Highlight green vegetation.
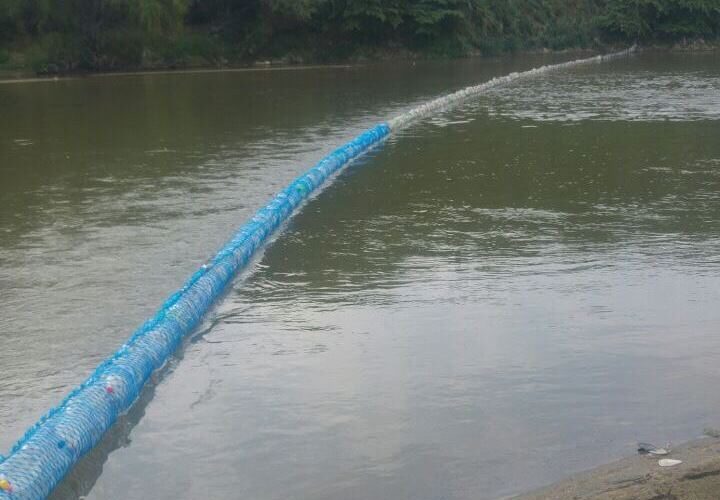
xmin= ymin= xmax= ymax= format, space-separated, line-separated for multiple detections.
xmin=0 ymin=0 xmax=718 ymax=73
xmin=599 ymin=0 xmax=720 ymax=40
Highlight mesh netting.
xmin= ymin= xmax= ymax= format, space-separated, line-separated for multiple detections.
xmin=0 ymin=124 xmax=391 ymax=499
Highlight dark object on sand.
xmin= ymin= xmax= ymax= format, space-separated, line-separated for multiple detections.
xmin=638 ymin=442 xmax=669 ymax=456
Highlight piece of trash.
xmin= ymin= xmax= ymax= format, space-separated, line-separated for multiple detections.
xmin=0 ymin=477 xmax=12 ymax=493
xmin=638 ymin=442 xmax=670 ymax=456
xmin=658 ymin=459 xmax=682 ymax=467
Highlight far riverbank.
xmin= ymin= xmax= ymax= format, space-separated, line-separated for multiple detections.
xmin=1 ymin=42 xmax=716 ymax=85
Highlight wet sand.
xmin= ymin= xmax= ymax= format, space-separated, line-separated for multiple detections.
xmin=513 ymin=437 xmax=720 ymax=499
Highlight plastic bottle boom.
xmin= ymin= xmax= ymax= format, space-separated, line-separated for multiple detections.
xmin=0 ymin=47 xmax=635 ymax=499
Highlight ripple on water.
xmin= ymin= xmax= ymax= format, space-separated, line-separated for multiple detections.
xmin=478 ymin=57 xmax=720 ymax=123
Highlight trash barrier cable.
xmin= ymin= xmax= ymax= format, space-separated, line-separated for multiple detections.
xmin=0 ymin=47 xmax=635 ymax=500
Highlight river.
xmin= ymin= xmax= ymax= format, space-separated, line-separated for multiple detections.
xmin=1 ymin=52 xmax=719 ymax=499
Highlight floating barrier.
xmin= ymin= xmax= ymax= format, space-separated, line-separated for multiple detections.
xmin=0 ymin=47 xmax=635 ymax=499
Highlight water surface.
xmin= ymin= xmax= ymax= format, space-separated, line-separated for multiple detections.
xmin=1 ymin=52 xmax=719 ymax=499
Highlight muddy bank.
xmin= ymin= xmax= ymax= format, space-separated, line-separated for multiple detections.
xmin=668 ymin=38 xmax=720 ymax=52
xmin=0 ymin=46 xmax=599 ymax=81
xmin=0 ymin=63 xmax=353 ymax=85
xmin=1 ymin=41 xmax=715 ymax=82
xmin=513 ymin=437 xmax=720 ymax=499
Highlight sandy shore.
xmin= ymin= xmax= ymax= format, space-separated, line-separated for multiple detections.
xmin=513 ymin=437 xmax=720 ymax=499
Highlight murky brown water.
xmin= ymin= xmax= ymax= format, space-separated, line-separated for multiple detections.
xmin=1 ymin=52 xmax=719 ymax=499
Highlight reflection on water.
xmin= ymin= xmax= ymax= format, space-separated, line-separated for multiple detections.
xmin=1 ymin=53 xmax=719 ymax=500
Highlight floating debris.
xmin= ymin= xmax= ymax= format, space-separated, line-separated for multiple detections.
xmin=658 ymin=459 xmax=682 ymax=467
xmin=145 ymin=147 xmax=175 ymax=154
xmin=0 ymin=477 xmax=12 ymax=493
